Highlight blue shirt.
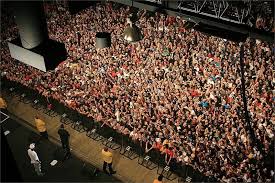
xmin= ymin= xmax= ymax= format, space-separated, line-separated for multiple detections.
xmin=200 ymin=101 xmax=209 ymax=107
xmin=223 ymin=104 xmax=230 ymax=109
xmin=210 ymin=76 xmax=217 ymax=81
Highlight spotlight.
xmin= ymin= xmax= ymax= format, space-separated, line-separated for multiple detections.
xmin=123 ymin=18 xmax=143 ymax=43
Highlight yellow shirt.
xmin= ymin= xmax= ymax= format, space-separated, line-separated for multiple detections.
xmin=101 ymin=149 xmax=112 ymax=163
xmin=0 ymin=97 xmax=7 ymax=109
xmin=248 ymin=153 xmax=253 ymax=159
xmin=162 ymin=139 xmax=170 ymax=146
xmin=153 ymin=179 xmax=162 ymax=183
xmin=35 ymin=118 xmax=46 ymax=132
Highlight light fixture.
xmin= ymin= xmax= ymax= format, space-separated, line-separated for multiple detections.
xmin=123 ymin=18 xmax=143 ymax=42
xmin=96 ymin=32 xmax=111 ymax=48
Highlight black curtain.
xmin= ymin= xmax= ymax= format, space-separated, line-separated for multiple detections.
xmin=1 ymin=128 xmax=23 ymax=182
xmin=68 ymin=0 xmax=98 ymax=15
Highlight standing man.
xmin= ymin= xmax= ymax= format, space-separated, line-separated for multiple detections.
xmin=58 ymin=124 xmax=71 ymax=160
xmin=0 ymin=96 xmax=7 ymax=112
xmin=101 ymin=147 xmax=116 ymax=175
xmin=27 ymin=143 xmax=44 ymax=176
xmin=34 ymin=115 xmax=48 ymax=140
xmin=76 ymin=31 xmax=81 ymax=46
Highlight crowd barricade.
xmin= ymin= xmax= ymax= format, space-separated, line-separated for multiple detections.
xmin=100 ymin=125 xmax=121 ymax=150
xmin=138 ymin=147 xmax=159 ymax=170
xmin=119 ymin=135 xmax=139 ymax=160
xmin=1 ymin=77 xmax=211 ymax=181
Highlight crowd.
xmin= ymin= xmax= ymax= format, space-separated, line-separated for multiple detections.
xmin=1 ymin=2 xmax=274 ymax=182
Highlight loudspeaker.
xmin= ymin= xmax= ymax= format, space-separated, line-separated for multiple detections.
xmin=96 ymin=32 xmax=111 ymax=48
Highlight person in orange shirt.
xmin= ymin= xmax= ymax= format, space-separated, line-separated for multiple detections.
xmin=35 ymin=115 xmax=48 ymax=140
xmin=153 ymin=174 xmax=163 ymax=183
xmin=101 ymin=147 xmax=116 ymax=175
xmin=0 ymin=96 xmax=7 ymax=110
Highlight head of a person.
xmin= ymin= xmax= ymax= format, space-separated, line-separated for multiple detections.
xmin=158 ymin=174 xmax=163 ymax=181
xmin=60 ymin=124 xmax=64 ymax=129
xmin=29 ymin=143 xmax=35 ymax=150
xmin=35 ymin=115 xmax=39 ymax=119
xmin=104 ymin=147 xmax=108 ymax=152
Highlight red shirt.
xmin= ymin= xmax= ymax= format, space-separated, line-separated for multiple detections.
xmin=24 ymin=75 xmax=31 ymax=81
xmin=179 ymin=27 xmax=185 ymax=33
xmin=191 ymin=90 xmax=200 ymax=97
xmin=154 ymin=142 xmax=163 ymax=151
xmin=226 ymin=97 xmax=233 ymax=103
xmin=214 ymin=57 xmax=220 ymax=62
xmin=122 ymin=65 xmax=128 ymax=70
xmin=256 ymin=102 xmax=262 ymax=108
xmin=135 ymin=57 xmax=141 ymax=65
xmin=166 ymin=149 xmax=174 ymax=158
xmin=47 ymin=103 xmax=53 ymax=110
xmin=208 ymin=53 xmax=213 ymax=58
xmin=74 ymin=83 xmax=80 ymax=89
xmin=111 ymin=71 xmax=117 ymax=78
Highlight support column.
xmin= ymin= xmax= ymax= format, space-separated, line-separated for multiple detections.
xmin=239 ymin=42 xmax=258 ymax=150
xmin=12 ymin=1 xmax=48 ymax=49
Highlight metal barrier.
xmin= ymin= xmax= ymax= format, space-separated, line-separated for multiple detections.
xmin=60 ymin=113 xmax=73 ymax=125
xmin=100 ymin=126 xmax=121 ymax=150
xmin=157 ymin=156 xmax=178 ymax=181
xmin=119 ymin=145 xmax=139 ymax=160
xmin=19 ymin=93 xmax=31 ymax=104
xmin=119 ymin=135 xmax=139 ymax=160
xmin=71 ymin=120 xmax=86 ymax=133
xmin=32 ymin=99 xmax=44 ymax=111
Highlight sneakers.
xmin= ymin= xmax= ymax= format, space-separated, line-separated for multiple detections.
xmin=38 ymin=172 xmax=45 ymax=176
xmin=103 ymin=170 xmax=110 ymax=175
xmin=104 ymin=170 xmax=116 ymax=175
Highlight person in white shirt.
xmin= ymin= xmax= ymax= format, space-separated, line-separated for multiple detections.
xmin=27 ymin=143 xmax=44 ymax=176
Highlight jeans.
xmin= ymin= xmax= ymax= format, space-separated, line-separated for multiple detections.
xmin=61 ymin=140 xmax=71 ymax=159
xmin=32 ymin=162 xmax=43 ymax=175
xmin=103 ymin=161 xmax=114 ymax=173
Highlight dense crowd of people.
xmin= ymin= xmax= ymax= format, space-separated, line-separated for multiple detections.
xmin=1 ymin=2 xmax=274 ymax=182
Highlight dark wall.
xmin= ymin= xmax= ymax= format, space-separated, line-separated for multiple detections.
xmin=68 ymin=0 xmax=98 ymax=15
xmin=1 ymin=128 xmax=22 ymax=182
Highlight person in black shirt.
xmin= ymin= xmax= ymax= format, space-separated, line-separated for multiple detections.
xmin=58 ymin=124 xmax=71 ymax=160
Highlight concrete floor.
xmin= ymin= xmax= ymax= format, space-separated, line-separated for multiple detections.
xmin=2 ymin=89 xmax=180 ymax=183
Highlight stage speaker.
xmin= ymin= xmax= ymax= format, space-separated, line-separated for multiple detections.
xmin=96 ymin=32 xmax=111 ymax=48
